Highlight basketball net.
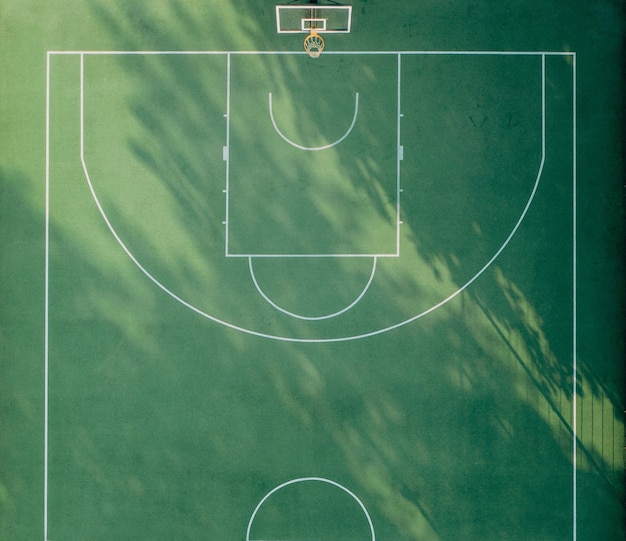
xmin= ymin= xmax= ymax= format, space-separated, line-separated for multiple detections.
xmin=304 ymin=29 xmax=324 ymax=59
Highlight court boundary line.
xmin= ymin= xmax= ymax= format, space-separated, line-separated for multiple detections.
xmin=572 ymin=53 xmax=578 ymax=540
xmin=44 ymin=51 xmax=51 ymax=541
xmin=48 ymin=50 xmax=575 ymax=56
xmin=44 ymin=50 xmax=577 ymax=541
xmin=248 ymin=256 xmax=377 ymax=320
xmin=268 ymin=92 xmax=360 ymax=151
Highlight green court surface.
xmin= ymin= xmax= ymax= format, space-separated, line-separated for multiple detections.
xmin=1 ymin=1 xmax=624 ymax=540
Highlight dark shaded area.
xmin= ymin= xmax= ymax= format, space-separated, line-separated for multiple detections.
xmin=0 ymin=171 xmax=45 ymax=541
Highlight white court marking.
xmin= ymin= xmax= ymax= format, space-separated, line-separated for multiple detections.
xmin=248 ymin=256 xmax=377 ymax=320
xmin=246 ymin=477 xmax=375 ymax=541
xmin=76 ymin=51 xmax=546 ymax=342
xmin=268 ymin=92 xmax=360 ymax=151
xmin=226 ymin=54 xmax=400 ymax=258
xmin=45 ymin=49 xmax=577 ymax=541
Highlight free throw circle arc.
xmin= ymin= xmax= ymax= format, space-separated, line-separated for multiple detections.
xmin=245 ymin=477 xmax=376 ymax=541
xmin=248 ymin=256 xmax=377 ymax=320
xmin=268 ymin=92 xmax=359 ymax=151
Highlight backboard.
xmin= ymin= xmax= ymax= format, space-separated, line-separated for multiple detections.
xmin=276 ymin=4 xmax=352 ymax=33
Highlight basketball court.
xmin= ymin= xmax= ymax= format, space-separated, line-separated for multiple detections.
xmin=37 ymin=2 xmax=623 ymax=540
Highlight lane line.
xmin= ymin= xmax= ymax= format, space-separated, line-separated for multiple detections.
xmin=225 ymin=53 xmax=231 ymax=256
xmin=396 ymin=53 xmax=402 ymax=255
xmin=227 ymin=253 xmax=397 ymax=258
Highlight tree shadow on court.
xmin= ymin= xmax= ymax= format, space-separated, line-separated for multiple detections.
xmin=0 ymin=169 xmax=48 ymax=541
xmin=40 ymin=1 xmax=623 ymax=539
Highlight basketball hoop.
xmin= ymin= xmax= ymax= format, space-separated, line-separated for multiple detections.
xmin=276 ymin=3 xmax=351 ymax=57
xmin=304 ymin=30 xmax=324 ymax=58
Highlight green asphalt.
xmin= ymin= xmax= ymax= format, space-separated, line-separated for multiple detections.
xmin=1 ymin=1 xmax=623 ymax=540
